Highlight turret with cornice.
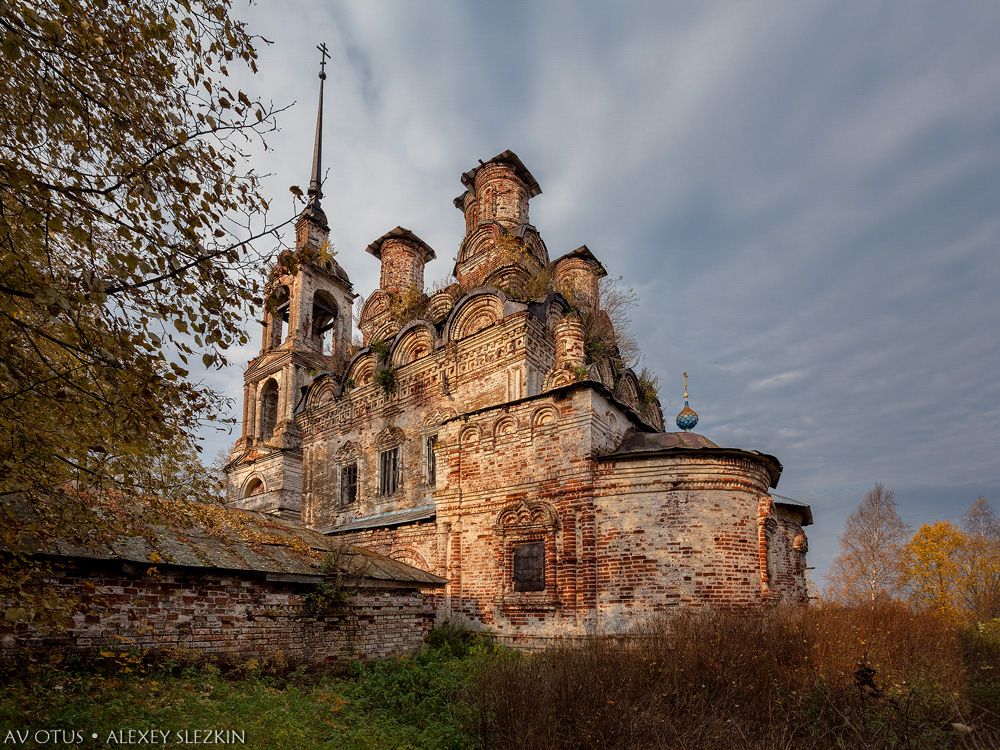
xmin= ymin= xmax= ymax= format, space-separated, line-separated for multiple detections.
xmin=453 ymin=150 xmax=549 ymax=290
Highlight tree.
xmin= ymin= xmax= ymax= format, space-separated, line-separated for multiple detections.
xmin=0 ymin=1 xmax=295 ymax=625
xmin=897 ymin=499 xmax=1000 ymax=623
xmin=827 ymin=483 xmax=910 ymax=604
xmin=0 ymin=0 xmax=290 ymax=503
xmin=897 ymin=521 xmax=967 ymax=622
xmin=961 ymin=498 xmax=1000 ymax=620
xmin=964 ymin=496 xmax=1000 ymax=540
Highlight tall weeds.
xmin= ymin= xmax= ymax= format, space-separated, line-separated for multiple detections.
xmin=462 ymin=605 xmax=999 ymax=750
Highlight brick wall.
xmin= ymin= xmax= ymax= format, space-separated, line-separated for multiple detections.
xmin=1 ymin=559 xmax=435 ymax=664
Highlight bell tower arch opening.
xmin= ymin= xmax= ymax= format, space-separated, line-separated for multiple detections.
xmin=311 ymin=289 xmax=340 ymax=356
xmin=258 ymin=379 xmax=280 ymax=441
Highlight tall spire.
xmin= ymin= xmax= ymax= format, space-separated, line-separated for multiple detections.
xmin=307 ymin=42 xmax=330 ymax=211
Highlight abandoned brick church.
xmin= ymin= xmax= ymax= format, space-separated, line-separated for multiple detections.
xmin=225 ymin=70 xmax=812 ymax=645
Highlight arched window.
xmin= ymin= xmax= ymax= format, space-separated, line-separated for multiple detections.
xmin=311 ymin=290 xmax=338 ymax=355
xmin=243 ymin=478 xmax=265 ymax=498
xmin=259 ymin=379 xmax=279 ymax=441
xmin=496 ymin=501 xmax=559 ymax=605
xmin=266 ymin=285 xmax=290 ymax=350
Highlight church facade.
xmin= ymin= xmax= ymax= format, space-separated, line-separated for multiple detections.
xmin=224 ymin=72 xmax=811 ymax=642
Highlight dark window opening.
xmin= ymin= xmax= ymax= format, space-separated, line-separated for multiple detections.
xmin=311 ymin=290 xmax=339 ymax=355
xmin=259 ymin=380 xmax=279 ymax=441
xmin=340 ymin=462 xmax=358 ymax=506
xmin=513 ymin=541 xmax=545 ymax=592
xmin=267 ymin=285 xmax=290 ymax=350
xmin=244 ymin=478 xmax=264 ymax=498
xmin=425 ymin=434 xmax=437 ymax=486
xmin=378 ymin=447 xmax=400 ymax=496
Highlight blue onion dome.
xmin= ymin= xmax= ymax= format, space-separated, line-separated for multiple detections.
xmin=675 ymin=370 xmax=699 ymax=431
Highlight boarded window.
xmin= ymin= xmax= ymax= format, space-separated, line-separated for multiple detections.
xmin=340 ymin=462 xmax=357 ymax=506
xmin=513 ymin=541 xmax=545 ymax=592
xmin=378 ymin=447 xmax=400 ymax=496
xmin=425 ymin=434 xmax=437 ymax=486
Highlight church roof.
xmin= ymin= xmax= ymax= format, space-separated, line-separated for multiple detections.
xmin=601 ymin=431 xmax=784 ymax=489
xmin=6 ymin=495 xmax=445 ymax=587
xmin=460 ymin=149 xmax=542 ymax=198
xmin=612 ymin=431 xmax=720 ymax=452
xmin=772 ymin=492 xmax=814 ymax=526
xmin=365 ymin=226 xmax=436 ymax=261
xmin=319 ymin=503 xmax=436 ymax=535
xmin=552 ymin=245 xmax=608 ymax=277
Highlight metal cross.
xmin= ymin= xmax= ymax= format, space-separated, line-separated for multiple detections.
xmin=317 ymin=42 xmax=331 ymax=78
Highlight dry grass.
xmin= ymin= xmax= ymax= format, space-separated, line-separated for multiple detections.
xmin=462 ymin=604 xmax=1000 ymax=750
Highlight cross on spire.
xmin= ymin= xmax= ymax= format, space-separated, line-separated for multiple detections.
xmin=307 ymin=43 xmax=331 ymax=210
xmin=317 ymin=42 xmax=330 ymax=79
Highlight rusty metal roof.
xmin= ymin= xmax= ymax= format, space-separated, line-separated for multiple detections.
xmin=11 ymin=497 xmax=444 ymax=587
xmin=610 ymin=431 xmax=720 ymax=453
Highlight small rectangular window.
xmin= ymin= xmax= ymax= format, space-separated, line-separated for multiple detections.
xmin=340 ymin=462 xmax=357 ymax=506
xmin=378 ymin=447 xmax=400 ymax=496
xmin=425 ymin=434 xmax=437 ymax=486
xmin=513 ymin=541 xmax=545 ymax=592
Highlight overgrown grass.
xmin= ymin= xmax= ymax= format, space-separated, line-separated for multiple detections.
xmin=465 ymin=605 xmax=1000 ymax=750
xmin=1 ymin=609 xmax=997 ymax=750
xmin=0 ymin=626 xmax=495 ymax=750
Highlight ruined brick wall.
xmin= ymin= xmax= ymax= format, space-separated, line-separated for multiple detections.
xmin=328 ymin=522 xmax=440 ymax=580
xmin=300 ymin=304 xmax=558 ymax=533
xmin=0 ymin=560 xmax=434 ymax=664
xmin=593 ymin=454 xmax=775 ymax=632
xmin=770 ymin=510 xmax=810 ymax=604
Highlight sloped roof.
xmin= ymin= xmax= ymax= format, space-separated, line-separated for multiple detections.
xmin=7 ymin=495 xmax=444 ymax=587
xmin=552 ymin=245 xmax=608 ymax=277
xmin=320 ymin=504 xmax=436 ymax=535
xmin=365 ymin=226 xmax=436 ymax=262
xmin=771 ymin=492 xmax=814 ymax=526
xmin=460 ymin=149 xmax=542 ymax=197
xmin=600 ymin=430 xmax=784 ymax=489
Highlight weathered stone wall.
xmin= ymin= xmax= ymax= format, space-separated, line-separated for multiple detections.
xmin=1 ymin=560 xmax=434 ymax=664
xmin=771 ymin=510 xmax=810 ymax=604
xmin=592 ymin=454 xmax=775 ymax=632
xmin=300 ymin=302 xmax=559 ymax=532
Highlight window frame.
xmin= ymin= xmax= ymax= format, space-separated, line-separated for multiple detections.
xmin=425 ymin=434 xmax=437 ymax=487
xmin=512 ymin=540 xmax=546 ymax=592
xmin=340 ymin=461 xmax=358 ymax=506
xmin=378 ymin=446 xmax=401 ymax=496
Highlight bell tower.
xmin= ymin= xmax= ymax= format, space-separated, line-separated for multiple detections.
xmin=226 ymin=43 xmax=353 ymax=518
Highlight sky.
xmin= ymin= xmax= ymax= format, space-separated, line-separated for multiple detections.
xmin=196 ymin=1 xmax=1000 ymax=586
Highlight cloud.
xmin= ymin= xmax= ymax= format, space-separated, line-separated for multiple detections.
xmin=749 ymin=369 xmax=809 ymax=392
xmin=196 ymin=0 xmax=1000 ymax=587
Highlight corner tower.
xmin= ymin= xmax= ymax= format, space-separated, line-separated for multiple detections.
xmin=226 ymin=44 xmax=354 ymax=517
xmin=453 ymin=150 xmax=548 ymax=290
